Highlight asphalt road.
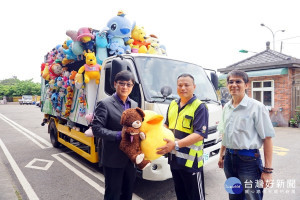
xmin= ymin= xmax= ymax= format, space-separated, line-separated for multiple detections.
xmin=0 ymin=103 xmax=299 ymax=200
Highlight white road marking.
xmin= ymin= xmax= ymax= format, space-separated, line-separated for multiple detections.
xmin=60 ymin=153 xmax=105 ymax=182
xmin=0 ymin=139 xmax=39 ymax=200
xmin=52 ymin=153 xmax=105 ymax=194
xmin=57 ymin=153 xmax=143 ymax=200
xmin=0 ymin=113 xmax=52 ymax=149
xmin=25 ymin=158 xmax=54 ymax=171
xmin=0 ymin=114 xmax=143 ymax=199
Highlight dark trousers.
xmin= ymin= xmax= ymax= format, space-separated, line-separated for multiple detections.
xmin=224 ymin=149 xmax=263 ymax=200
xmin=103 ymin=160 xmax=136 ymax=200
xmin=171 ymin=169 xmax=205 ymax=200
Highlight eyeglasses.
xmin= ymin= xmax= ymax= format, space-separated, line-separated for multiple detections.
xmin=117 ymin=82 xmax=134 ymax=88
xmin=227 ymin=80 xmax=244 ymax=85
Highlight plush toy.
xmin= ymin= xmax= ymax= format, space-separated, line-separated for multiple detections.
xmin=78 ymin=88 xmax=86 ymax=117
xmin=77 ymin=27 xmax=95 ymax=53
xmin=42 ymin=63 xmax=50 ymax=80
xmin=48 ymin=79 xmax=55 ymax=89
xmin=63 ymin=86 xmax=73 ymax=117
xmin=146 ymin=34 xmax=163 ymax=55
xmin=95 ymin=30 xmax=108 ymax=64
xmin=41 ymin=63 xmax=46 ymax=76
xmin=63 ymin=40 xmax=77 ymax=63
xmin=75 ymin=72 xmax=83 ymax=89
xmin=66 ymin=30 xmax=84 ymax=60
xmin=130 ymin=25 xmax=151 ymax=53
xmin=46 ymin=50 xmax=56 ymax=65
xmin=140 ymin=110 xmax=175 ymax=161
xmin=58 ymin=87 xmax=66 ymax=98
xmin=77 ymin=52 xmax=102 ymax=84
xmin=106 ymin=11 xmax=135 ymax=55
xmin=55 ymin=44 xmax=65 ymax=61
xmin=120 ymin=108 xmax=151 ymax=170
xmin=55 ymin=77 xmax=64 ymax=87
xmin=49 ymin=61 xmax=63 ymax=80
xmin=69 ymin=70 xmax=77 ymax=87
xmin=51 ymin=92 xmax=62 ymax=113
xmin=62 ymin=70 xmax=70 ymax=88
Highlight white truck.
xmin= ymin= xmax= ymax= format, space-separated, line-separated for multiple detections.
xmin=41 ymin=54 xmax=222 ymax=181
xmin=19 ymin=95 xmax=33 ymax=105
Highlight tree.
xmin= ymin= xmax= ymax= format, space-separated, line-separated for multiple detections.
xmin=0 ymin=77 xmax=41 ymax=99
xmin=218 ymin=79 xmax=227 ymax=89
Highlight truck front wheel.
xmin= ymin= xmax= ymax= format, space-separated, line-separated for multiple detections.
xmin=49 ymin=120 xmax=60 ymax=148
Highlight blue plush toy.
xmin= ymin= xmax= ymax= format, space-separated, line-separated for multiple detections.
xmin=63 ymin=41 xmax=77 ymax=60
xmin=106 ymin=11 xmax=135 ymax=56
xmin=95 ymin=30 xmax=108 ymax=64
xmin=51 ymin=93 xmax=58 ymax=111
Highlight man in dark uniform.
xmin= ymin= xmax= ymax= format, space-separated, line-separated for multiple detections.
xmin=157 ymin=73 xmax=208 ymax=200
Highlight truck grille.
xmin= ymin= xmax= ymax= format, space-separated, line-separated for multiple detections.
xmin=204 ymin=125 xmax=218 ymax=148
xmin=207 ymin=125 xmax=217 ymax=135
xmin=204 ymin=140 xmax=216 ymax=148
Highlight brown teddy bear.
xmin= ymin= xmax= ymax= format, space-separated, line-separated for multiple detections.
xmin=120 ymin=107 xmax=151 ymax=170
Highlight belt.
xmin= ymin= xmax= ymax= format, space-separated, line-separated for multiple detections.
xmin=227 ymin=148 xmax=259 ymax=157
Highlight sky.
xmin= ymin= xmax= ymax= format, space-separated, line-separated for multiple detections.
xmin=1 ymin=0 xmax=300 ymax=83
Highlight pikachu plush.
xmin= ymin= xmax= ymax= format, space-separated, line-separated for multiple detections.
xmin=140 ymin=110 xmax=175 ymax=161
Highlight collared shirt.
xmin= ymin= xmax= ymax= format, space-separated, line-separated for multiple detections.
xmin=217 ymin=94 xmax=275 ymax=149
xmin=113 ymin=93 xmax=131 ymax=110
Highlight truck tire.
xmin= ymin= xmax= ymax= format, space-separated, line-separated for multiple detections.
xmin=49 ymin=120 xmax=60 ymax=148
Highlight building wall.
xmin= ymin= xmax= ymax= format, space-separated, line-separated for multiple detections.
xmin=246 ymin=71 xmax=293 ymax=127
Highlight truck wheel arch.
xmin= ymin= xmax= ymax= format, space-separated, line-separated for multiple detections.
xmin=49 ymin=119 xmax=60 ymax=148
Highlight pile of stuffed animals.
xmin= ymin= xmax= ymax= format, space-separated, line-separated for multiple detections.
xmin=40 ymin=11 xmax=170 ymax=168
xmin=40 ymin=10 xmax=166 ymax=119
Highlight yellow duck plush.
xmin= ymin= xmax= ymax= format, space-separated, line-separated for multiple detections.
xmin=140 ymin=110 xmax=175 ymax=161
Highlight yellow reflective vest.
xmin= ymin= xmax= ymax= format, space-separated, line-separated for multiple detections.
xmin=168 ymin=99 xmax=204 ymax=169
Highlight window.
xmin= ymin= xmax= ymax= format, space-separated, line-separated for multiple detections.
xmin=252 ymin=80 xmax=274 ymax=108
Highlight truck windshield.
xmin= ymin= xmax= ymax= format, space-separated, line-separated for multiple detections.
xmin=134 ymin=57 xmax=218 ymax=103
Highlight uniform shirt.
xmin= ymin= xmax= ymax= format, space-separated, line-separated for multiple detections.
xmin=165 ymin=95 xmax=208 ymax=139
xmin=217 ymin=94 xmax=275 ymax=149
xmin=165 ymin=95 xmax=209 ymax=172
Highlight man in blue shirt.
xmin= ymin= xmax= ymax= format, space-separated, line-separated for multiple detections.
xmin=157 ymin=74 xmax=208 ymax=200
xmin=217 ymin=70 xmax=275 ymax=200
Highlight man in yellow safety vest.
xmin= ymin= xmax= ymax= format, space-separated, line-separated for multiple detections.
xmin=157 ymin=73 xmax=209 ymax=200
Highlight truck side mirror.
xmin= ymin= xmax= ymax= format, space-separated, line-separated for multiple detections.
xmin=210 ymin=72 xmax=218 ymax=91
xmin=160 ymin=86 xmax=172 ymax=101
xmin=110 ymin=57 xmax=131 ymax=90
